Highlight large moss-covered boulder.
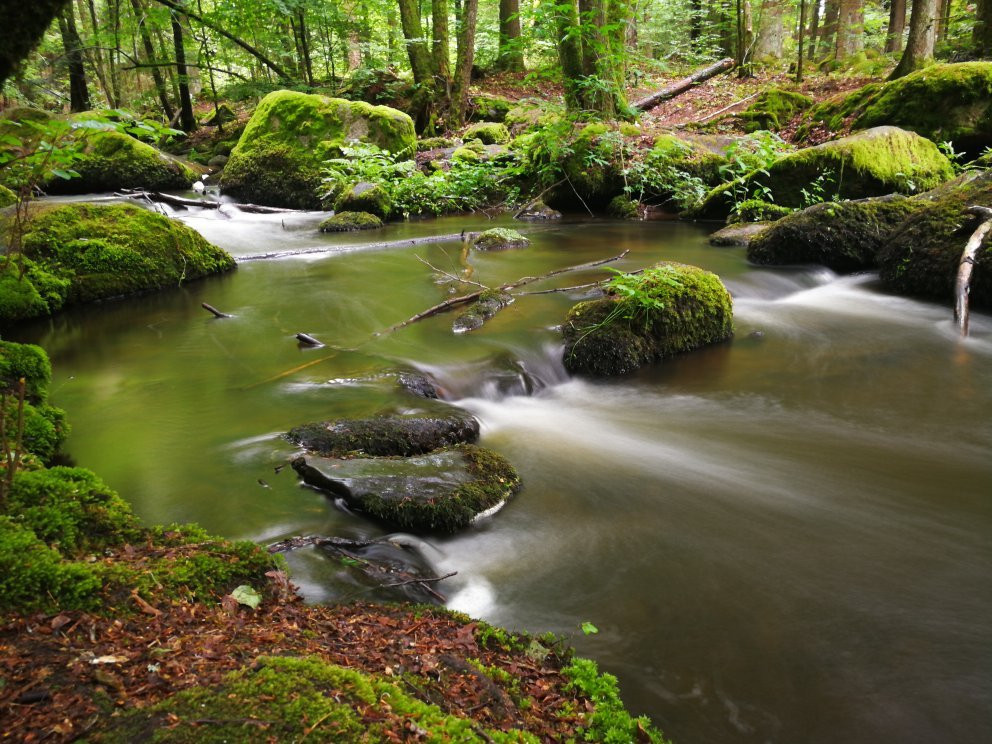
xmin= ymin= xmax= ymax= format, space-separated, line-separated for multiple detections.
xmin=469 ymin=93 xmax=514 ymax=122
xmin=736 ymin=88 xmax=814 ymax=132
xmin=220 ymin=90 xmax=416 ymax=209
xmin=747 ymin=196 xmax=924 ymax=272
xmin=692 ymin=127 xmax=953 ymax=219
xmin=288 ymin=411 xmax=480 ymax=457
xmin=293 ymin=444 xmax=520 ymax=533
xmin=0 ymin=203 xmax=235 ymax=323
xmin=650 ymin=133 xmax=728 ymax=186
xmin=463 ymin=121 xmax=510 ymax=145
xmin=878 ymin=170 xmax=992 ymax=308
xmin=562 ymin=263 xmax=734 ymax=377
xmin=799 ymin=62 xmax=992 ymax=151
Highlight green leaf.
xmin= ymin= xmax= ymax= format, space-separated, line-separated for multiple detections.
xmin=580 ymin=621 xmax=599 ymax=635
xmin=50 ymin=169 xmax=77 ymax=180
xmin=231 ymin=584 xmax=262 ymax=610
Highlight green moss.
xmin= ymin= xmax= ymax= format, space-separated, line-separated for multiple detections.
xmin=563 ymin=658 xmax=669 ymax=743
xmin=799 ymin=62 xmax=992 ymax=149
xmin=0 ymin=183 xmax=15 ymax=207
xmin=0 ymin=339 xmax=51 ymax=400
xmin=451 ymin=145 xmax=482 ymax=162
xmin=220 ymin=90 xmax=416 ymax=209
xmin=333 ymin=182 xmax=392 ymax=219
xmin=651 ymin=134 xmax=727 ymax=185
xmin=417 ymin=136 xmax=457 ymax=151
xmin=463 ymin=121 xmax=510 ymax=145
xmin=878 ymin=170 xmax=992 ymax=307
xmin=748 ymin=196 xmax=923 ymax=272
xmin=693 ymin=127 xmax=954 ymax=219
xmin=199 ymin=102 xmax=236 ymax=127
xmin=562 ymin=262 xmax=734 ymax=376
xmin=729 ymin=198 xmax=793 ymax=223
xmin=504 ymin=99 xmax=565 ymax=134
xmin=608 ymin=195 xmax=639 ymax=219
xmin=319 ymin=210 xmax=383 ymax=231
xmin=453 ymin=289 xmax=514 ymax=333
xmin=0 ymin=202 xmax=235 ymax=321
xmin=737 ymin=88 xmax=814 ymax=132
xmin=104 ymin=655 xmax=536 ymax=743
xmin=470 ymin=93 xmax=514 ymax=122
xmin=359 ymin=444 xmax=521 ymax=533
xmin=473 ymin=227 xmax=529 ymax=250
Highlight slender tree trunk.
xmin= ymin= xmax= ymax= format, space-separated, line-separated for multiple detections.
xmin=555 ymin=0 xmax=584 ymax=111
xmin=797 ymin=0 xmax=807 ymax=81
xmin=496 ymin=0 xmax=525 ymax=71
xmin=109 ymin=0 xmax=123 ymax=106
xmin=818 ymin=0 xmax=841 ymax=59
xmin=397 ymin=0 xmax=436 ymax=84
xmin=976 ymin=0 xmax=992 ymax=56
xmin=691 ymin=0 xmax=703 ymax=41
xmin=885 ymin=0 xmax=907 ymax=53
xmin=171 ymin=11 xmax=196 ymax=131
xmin=806 ymin=0 xmax=821 ymax=60
xmin=449 ymin=0 xmax=478 ymax=127
xmin=432 ymin=0 xmax=450 ymax=81
xmin=82 ymin=0 xmax=117 ymax=106
xmin=834 ymin=0 xmax=864 ymax=60
xmin=739 ymin=0 xmax=755 ymax=76
xmin=297 ymin=10 xmax=314 ymax=85
xmin=59 ymin=4 xmax=92 ymax=112
xmin=890 ymin=0 xmax=938 ymax=78
xmin=754 ymin=0 xmax=786 ymax=59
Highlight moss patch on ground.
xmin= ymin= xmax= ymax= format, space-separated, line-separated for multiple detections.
xmin=736 ymin=88 xmax=814 ymax=132
xmin=0 ymin=202 xmax=234 ymax=324
xmin=220 ymin=90 xmax=416 ymax=209
xmin=562 ymin=262 xmax=734 ymax=376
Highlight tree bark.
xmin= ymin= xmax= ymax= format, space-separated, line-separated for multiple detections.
xmin=754 ymin=0 xmax=786 ymax=59
xmin=297 ymin=9 xmax=314 ymax=86
xmin=885 ymin=0 xmax=907 ymax=53
xmin=83 ymin=0 xmax=117 ymax=107
xmin=796 ymin=0 xmax=807 ymax=82
xmin=975 ymin=0 xmax=992 ymax=56
xmin=58 ymin=4 xmax=92 ymax=112
xmin=397 ymin=0 xmax=436 ymax=85
xmin=738 ymin=0 xmax=754 ymax=77
xmin=432 ymin=0 xmax=450 ymax=80
xmin=890 ymin=0 xmax=937 ymax=79
xmin=817 ymin=0 xmax=841 ymax=59
xmin=556 ymin=0 xmax=629 ymax=117
xmin=449 ymin=0 xmax=478 ymax=127
xmin=833 ymin=0 xmax=864 ymax=60
xmin=806 ymin=0 xmax=821 ymax=60
xmin=496 ymin=0 xmax=525 ymax=72
xmin=171 ymin=11 xmax=196 ymax=131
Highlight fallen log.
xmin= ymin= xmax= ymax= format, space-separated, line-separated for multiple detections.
xmin=118 ymin=189 xmax=301 ymax=214
xmin=632 ymin=58 xmax=735 ymax=112
xmin=955 ymin=205 xmax=992 ymax=336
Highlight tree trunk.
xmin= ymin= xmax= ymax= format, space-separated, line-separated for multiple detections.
xmin=754 ymin=0 xmax=786 ymax=59
xmin=397 ymin=0 xmax=435 ymax=85
xmin=449 ymin=0 xmax=478 ymax=127
xmin=297 ymin=10 xmax=314 ymax=86
xmin=130 ymin=0 xmax=174 ymax=119
xmin=885 ymin=0 xmax=907 ymax=53
xmin=171 ymin=11 xmax=196 ymax=131
xmin=631 ymin=58 xmax=734 ymax=111
xmin=59 ymin=4 xmax=92 ymax=112
xmin=833 ymin=0 xmax=864 ymax=60
xmin=556 ymin=0 xmax=628 ymax=116
xmin=83 ymin=0 xmax=117 ymax=107
xmin=796 ymin=0 xmax=807 ymax=82
xmin=691 ymin=0 xmax=703 ymax=41
xmin=975 ymin=0 xmax=992 ymax=56
xmin=496 ymin=0 xmax=525 ymax=71
xmin=0 ymin=0 xmax=72 ymax=87
xmin=806 ymin=0 xmax=821 ymax=60
xmin=739 ymin=0 xmax=755 ymax=77
xmin=890 ymin=0 xmax=937 ymax=79
xmin=432 ymin=0 xmax=450 ymax=81
xmin=817 ymin=0 xmax=841 ymax=59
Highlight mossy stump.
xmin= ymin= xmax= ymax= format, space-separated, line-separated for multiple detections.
xmin=562 ymin=262 xmax=734 ymax=377
xmin=319 ymin=211 xmax=383 ymax=232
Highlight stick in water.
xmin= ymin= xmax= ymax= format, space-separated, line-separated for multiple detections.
xmin=201 ymin=302 xmax=231 ymax=318
xmin=956 ymin=205 xmax=992 ymax=336
xmin=295 ymin=332 xmax=323 ymax=347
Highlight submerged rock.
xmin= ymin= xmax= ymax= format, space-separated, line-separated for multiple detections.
xmin=293 ymin=444 xmax=520 ymax=532
xmin=562 ymin=262 xmax=733 ymax=377
xmin=396 ymin=371 xmax=441 ymax=399
xmin=287 ymin=411 xmax=479 ymax=457
xmin=709 ymin=221 xmax=773 ymax=247
xmin=319 ymin=210 xmax=383 ymax=232
xmin=220 ymin=90 xmax=415 ymax=209
xmin=747 ymin=195 xmax=923 ymax=272
xmin=452 ymin=290 xmax=514 ymax=333
xmin=473 ymin=228 xmax=529 ymax=250
xmin=691 ymin=126 xmax=954 ymax=219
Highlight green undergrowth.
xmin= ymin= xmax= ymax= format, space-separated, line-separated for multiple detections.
xmin=563 ymin=658 xmax=669 ymax=743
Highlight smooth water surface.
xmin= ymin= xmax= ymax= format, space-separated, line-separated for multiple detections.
xmin=13 ymin=200 xmax=992 ymax=744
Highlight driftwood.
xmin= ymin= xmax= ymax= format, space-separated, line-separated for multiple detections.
xmin=295 ymin=332 xmax=324 ymax=347
xmin=201 ymin=302 xmax=231 ymax=318
xmin=119 ymin=189 xmax=299 ymax=214
xmin=380 ymin=249 xmax=630 ymax=334
xmin=956 ymin=205 xmax=992 ymax=336
xmin=632 ymin=58 xmax=735 ymax=112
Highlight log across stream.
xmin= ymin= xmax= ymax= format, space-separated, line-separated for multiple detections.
xmin=11 ymin=211 xmax=992 ymax=744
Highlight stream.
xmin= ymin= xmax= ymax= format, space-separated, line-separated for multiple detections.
xmin=11 ymin=198 xmax=992 ymax=744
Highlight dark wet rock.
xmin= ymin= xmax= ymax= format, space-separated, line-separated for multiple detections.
xmin=292 ymin=444 xmax=520 ymax=532
xmin=287 ymin=411 xmax=479 ymax=457
xmin=452 ymin=290 xmax=513 ymax=333
xmin=397 ymin=371 xmax=440 ymax=399
xmin=207 ymin=154 xmax=229 ymax=168
xmin=562 ymin=262 xmax=733 ymax=377
xmin=515 ymin=200 xmax=562 ymax=221
xmin=709 ymin=221 xmax=773 ymax=247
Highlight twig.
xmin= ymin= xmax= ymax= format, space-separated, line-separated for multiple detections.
xmin=564 ymin=173 xmax=594 ymax=217
xmin=415 ymin=254 xmax=489 ymax=289
xmin=519 ymin=267 xmax=647 ymax=295
xmin=201 ymin=302 xmax=231 ymax=318
xmin=381 ymin=571 xmax=457 ymax=588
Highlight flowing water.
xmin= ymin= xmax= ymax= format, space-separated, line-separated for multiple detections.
xmin=11 ymin=198 xmax=992 ymax=744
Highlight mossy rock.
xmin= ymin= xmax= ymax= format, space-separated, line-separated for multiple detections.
xmin=417 ymin=136 xmax=457 ymax=151
xmin=45 ymin=130 xmax=197 ymax=194
xmin=473 ymin=228 xmax=529 ymax=250
xmin=199 ymin=102 xmax=236 ymax=127
xmin=544 ymin=123 xmax=627 ymax=211
xmin=691 ymin=126 xmax=954 ymax=219
xmin=798 ymin=62 xmax=992 ymax=151
xmin=877 ymin=170 xmax=992 ymax=308
xmin=709 ymin=221 xmax=773 ymax=247
xmin=452 ymin=289 xmax=514 ymax=333
xmin=469 ymin=93 xmax=514 ymax=122
xmin=0 ymin=203 xmax=235 ymax=323
xmin=0 ymin=183 xmax=15 ymax=207
xmin=293 ymin=444 xmax=520 ymax=532
xmin=562 ymin=262 xmax=734 ymax=377
xmin=319 ymin=211 xmax=383 ymax=232
xmin=515 ymin=199 xmax=562 ymax=221
xmin=737 ymin=88 xmax=814 ymax=132
xmin=463 ymin=121 xmax=510 ymax=145
xmin=728 ymin=198 xmax=794 ymax=223
xmin=288 ymin=411 xmax=480 ymax=457
xmin=650 ymin=134 xmax=728 ymax=186
xmin=451 ymin=145 xmax=482 ymax=162
xmin=608 ymin=195 xmax=640 ymax=219
xmin=333 ymin=182 xmax=392 ymax=220
xmin=747 ymin=195 xmax=924 ymax=272
xmin=504 ymin=99 xmax=565 ymax=134
xmin=220 ymin=90 xmax=416 ymax=209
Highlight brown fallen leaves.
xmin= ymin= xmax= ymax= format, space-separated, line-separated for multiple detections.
xmin=0 ymin=574 xmax=588 ymax=742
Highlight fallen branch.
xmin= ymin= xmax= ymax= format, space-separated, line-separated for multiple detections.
xmin=382 ymin=571 xmax=457 ymax=588
xmin=118 ymin=189 xmax=301 ymax=214
xmin=956 ymin=205 xmax=992 ymax=336
xmin=517 ymin=268 xmax=646 ymax=296
xmin=238 ymin=232 xmax=469 ymax=262
xmin=697 ymin=91 xmax=761 ymax=123
xmin=415 ymin=254 xmax=489 ymax=290
xmin=632 ymin=58 xmax=735 ymax=111
xmin=201 ymin=302 xmax=231 ymax=318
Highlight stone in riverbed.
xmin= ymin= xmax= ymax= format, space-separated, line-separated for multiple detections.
xmin=452 ymin=290 xmax=514 ymax=333
xmin=708 ymin=221 xmax=773 ymax=247
xmin=473 ymin=228 xmax=529 ymax=250
xmin=292 ymin=444 xmax=520 ymax=532
xmin=319 ymin=211 xmax=383 ymax=232
xmin=287 ymin=411 xmax=479 ymax=457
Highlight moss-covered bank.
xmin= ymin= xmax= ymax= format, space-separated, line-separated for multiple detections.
xmin=563 ymin=263 xmax=734 ymax=376
xmin=220 ymin=90 xmax=416 ymax=209
xmin=0 ymin=202 xmax=234 ymax=324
